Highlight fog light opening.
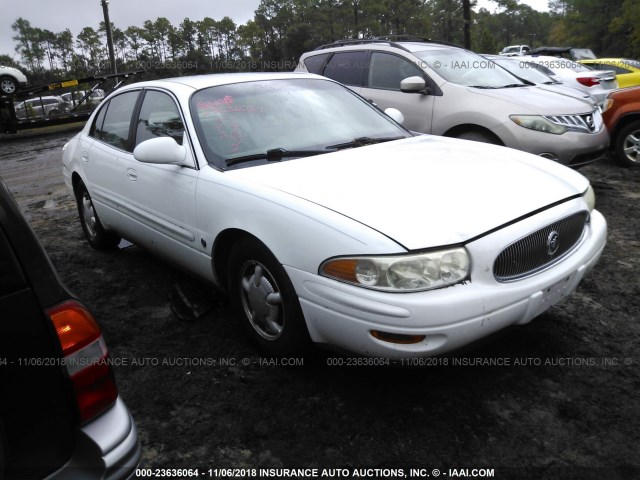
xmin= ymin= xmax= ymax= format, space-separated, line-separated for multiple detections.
xmin=370 ymin=330 xmax=426 ymax=345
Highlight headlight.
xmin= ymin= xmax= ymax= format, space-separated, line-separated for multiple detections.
xmin=320 ymin=247 xmax=470 ymax=292
xmin=583 ymin=184 xmax=595 ymax=212
xmin=510 ymin=115 xmax=567 ymax=135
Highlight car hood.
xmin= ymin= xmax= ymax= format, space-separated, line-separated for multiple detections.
xmin=468 ymin=85 xmax=594 ymax=114
xmin=227 ymin=136 xmax=588 ymax=250
xmin=538 ymin=84 xmax=597 ymax=106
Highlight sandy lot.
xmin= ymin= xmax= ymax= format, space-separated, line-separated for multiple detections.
xmin=1 ymin=126 xmax=639 ymax=480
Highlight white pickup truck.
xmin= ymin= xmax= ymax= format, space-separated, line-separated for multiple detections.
xmin=499 ymin=45 xmax=531 ymax=56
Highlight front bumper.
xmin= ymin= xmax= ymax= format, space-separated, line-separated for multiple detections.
xmin=494 ymin=122 xmax=610 ymax=167
xmin=287 ymin=202 xmax=607 ymax=359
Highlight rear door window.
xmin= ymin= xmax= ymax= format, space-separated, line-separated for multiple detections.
xmin=97 ymin=91 xmax=140 ymax=151
xmin=322 ymin=51 xmax=367 ymax=86
xmin=304 ymin=53 xmax=331 ymax=74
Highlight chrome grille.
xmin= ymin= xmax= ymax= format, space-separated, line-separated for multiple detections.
xmin=493 ymin=211 xmax=589 ymax=282
xmin=545 ymin=111 xmax=602 ymax=133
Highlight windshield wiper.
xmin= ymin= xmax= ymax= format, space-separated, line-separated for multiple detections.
xmin=326 ymin=136 xmax=407 ymax=150
xmin=225 ymin=148 xmax=330 ymax=167
xmin=543 ymin=81 xmax=562 ymax=85
xmin=500 ymin=83 xmax=527 ymax=88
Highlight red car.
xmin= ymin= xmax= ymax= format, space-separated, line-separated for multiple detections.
xmin=603 ymin=86 xmax=640 ymax=167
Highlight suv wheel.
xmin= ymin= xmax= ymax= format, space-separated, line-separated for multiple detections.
xmin=0 ymin=76 xmax=18 ymax=95
xmin=615 ymin=120 xmax=640 ymax=167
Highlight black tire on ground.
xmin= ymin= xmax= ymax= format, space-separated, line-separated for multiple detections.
xmin=75 ymin=181 xmax=120 ymax=250
xmin=227 ymin=237 xmax=311 ymax=356
xmin=0 ymin=76 xmax=18 ymax=95
xmin=456 ymin=130 xmax=500 ymax=144
xmin=614 ymin=120 xmax=640 ymax=168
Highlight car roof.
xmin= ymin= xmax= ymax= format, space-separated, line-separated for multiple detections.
xmin=518 ymin=55 xmax=580 ymax=63
xmin=308 ymin=39 xmax=462 ymax=55
xmin=124 ymin=72 xmax=325 ymax=92
xmin=24 ymin=96 xmax=60 ymax=101
xmin=399 ymin=42 xmax=454 ymax=53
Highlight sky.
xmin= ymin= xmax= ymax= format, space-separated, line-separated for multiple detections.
xmin=0 ymin=0 xmax=550 ymax=62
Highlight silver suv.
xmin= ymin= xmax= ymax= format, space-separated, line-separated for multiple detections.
xmin=296 ymin=38 xmax=609 ymax=167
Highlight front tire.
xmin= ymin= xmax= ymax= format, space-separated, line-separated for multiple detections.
xmin=75 ymin=181 xmax=120 ymax=249
xmin=228 ymin=237 xmax=311 ymax=356
xmin=614 ymin=120 xmax=640 ymax=167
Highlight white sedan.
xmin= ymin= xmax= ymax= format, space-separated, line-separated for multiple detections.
xmin=517 ymin=56 xmax=617 ymax=106
xmin=62 ymin=72 xmax=607 ymax=358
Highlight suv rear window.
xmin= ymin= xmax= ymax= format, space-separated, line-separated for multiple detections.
xmin=322 ymin=51 xmax=367 ymax=86
xmin=304 ymin=53 xmax=330 ymax=74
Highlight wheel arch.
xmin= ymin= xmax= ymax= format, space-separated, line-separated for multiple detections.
xmin=610 ymin=113 xmax=640 ymax=147
xmin=443 ymin=124 xmax=504 ymax=145
xmin=211 ymin=228 xmax=264 ymax=293
xmin=71 ymin=171 xmax=84 ymax=197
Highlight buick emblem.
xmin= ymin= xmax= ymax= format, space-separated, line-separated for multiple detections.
xmin=547 ymin=231 xmax=560 ymax=256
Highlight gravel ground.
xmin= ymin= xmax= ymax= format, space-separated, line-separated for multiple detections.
xmin=1 ymin=126 xmax=639 ymax=480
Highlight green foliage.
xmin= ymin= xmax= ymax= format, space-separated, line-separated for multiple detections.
xmin=4 ymin=0 xmax=639 ymax=81
xmin=609 ymin=0 xmax=640 ymax=57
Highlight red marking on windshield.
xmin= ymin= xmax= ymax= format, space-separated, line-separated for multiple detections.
xmin=197 ymin=96 xmax=263 ymax=116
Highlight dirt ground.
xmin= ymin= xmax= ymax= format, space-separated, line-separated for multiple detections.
xmin=1 ymin=125 xmax=639 ymax=480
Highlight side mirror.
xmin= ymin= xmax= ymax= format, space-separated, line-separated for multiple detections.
xmin=400 ymin=76 xmax=428 ymax=94
xmin=133 ymin=136 xmax=188 ymax=166
xmin=384 ymin=108 xmax=405 ymax=125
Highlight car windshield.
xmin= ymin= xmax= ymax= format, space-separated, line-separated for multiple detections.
xmin=414 ymin=49 xmax=524 ymax=88
xmin=493 ymin=58 xmax=556 ymax=84
xmin=190 ymin=78 xmax=410 ymax=169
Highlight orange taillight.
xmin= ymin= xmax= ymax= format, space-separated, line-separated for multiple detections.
xmin=49 ymin=301 xmax=101 ymax=354
xmin=47 ymin=300 xmax=118 ymax=423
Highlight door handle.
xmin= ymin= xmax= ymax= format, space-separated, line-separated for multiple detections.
xmin=126 ymin=168 xmax=138 ymax=181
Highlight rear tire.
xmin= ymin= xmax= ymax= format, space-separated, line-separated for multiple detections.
xmin=75 ymin=181 xmax=120 ymax=250
xmin=614 ymin=120 xmax=640 ymax=167
xmin=227 ymin=237 xmax=311 ymax=356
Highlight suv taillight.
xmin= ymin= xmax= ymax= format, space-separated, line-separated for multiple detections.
xmin=577 ymin=77 xmax=600 ymax=87
xmin=47 ymin=301 xmax=118 ymax=423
